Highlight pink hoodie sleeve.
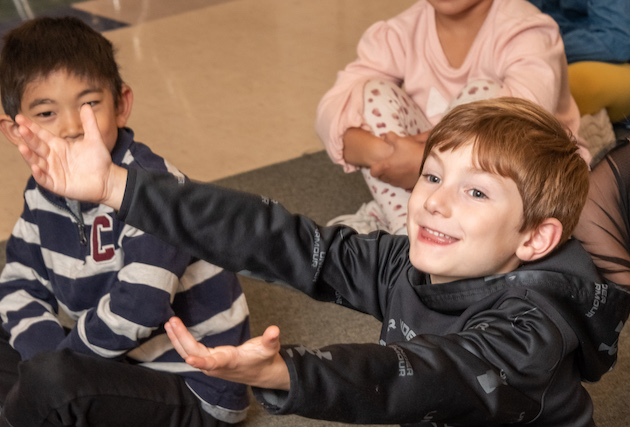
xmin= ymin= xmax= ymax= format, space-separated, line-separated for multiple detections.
xmin=488 ymin=9 xmax=589 ymax=162
xmin=315 ymin=13 xmax=414 ymax=172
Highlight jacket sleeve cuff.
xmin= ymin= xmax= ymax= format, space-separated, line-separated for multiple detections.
xmin=251 ymin=348 xmax=298 ymax=415
xmin=116 ymin=167 xmax=137 ymax=222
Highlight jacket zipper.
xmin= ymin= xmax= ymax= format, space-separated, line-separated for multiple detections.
xmin=39 ymin=188 xmax=88 ymax=246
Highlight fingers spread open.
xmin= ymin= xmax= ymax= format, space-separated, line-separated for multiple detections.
xmin=15 ymin=114 xmax=52 ymax=159
xmin=165 ymin=316 xmax=215 ymax=364
xmin=165 ymin=318 xmax=190 ymax=360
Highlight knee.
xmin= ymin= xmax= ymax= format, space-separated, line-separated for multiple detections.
xmin=2 ymin=350 xmax=79 ymax=426
xmin=363 ymin=80 xmax=426 ymax=135
xmin=449 ymin=79 xmax=501 ymax=110
xmin=26 ymin=350 xmax=77 ymax=388
xmin=363 ymin=79 xmax=400 ymax=97
xmin=9 ymin=350 xmax=79 ymax=405
xmin=363 ymin=79 xmax=408 ymax=110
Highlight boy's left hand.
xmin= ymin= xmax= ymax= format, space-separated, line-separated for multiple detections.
xmin=165 ymin=317 xmax=290 ymax=391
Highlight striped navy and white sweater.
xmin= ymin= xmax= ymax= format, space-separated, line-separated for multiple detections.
xmin=0 ymin=128 xmax=250 ymax=423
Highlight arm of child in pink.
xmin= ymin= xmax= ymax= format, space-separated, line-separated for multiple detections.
xmin=370 ymin=131 xmax=430 ymax=189
xmin=315 ymin=16 xmax=410 ymax=172
xmin=165 ymin=317 xmax=290 ymax=391
xmin=14 ymin=105 xmax=127 ymax=209
xmin=342 ymin=128 xmax=394 ymax=168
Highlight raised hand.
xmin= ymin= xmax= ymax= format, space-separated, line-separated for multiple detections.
xmin=14 ymin=104 xmax=127 ymax=209
xmin=165 ymin=317 xmax=290 ymax=390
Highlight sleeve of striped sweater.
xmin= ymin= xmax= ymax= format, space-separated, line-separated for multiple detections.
xmin=0 ymin=195 xmax=66 ymax=360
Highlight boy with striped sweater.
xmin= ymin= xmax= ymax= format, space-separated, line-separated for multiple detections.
xmin=0 ymin=17 xmax=249 ymax=426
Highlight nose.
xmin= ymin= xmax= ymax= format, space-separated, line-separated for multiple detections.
xmin=423 ymin=184 xmax=452 ymax=217
xmin=59 ymin=109 xmax=84 ymax=140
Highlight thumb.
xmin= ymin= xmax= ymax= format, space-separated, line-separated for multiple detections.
xmin=79 ymin=104 xmax=103 ymax=144
xmin=370 ymin=161 xmax=385 ymax=179
xmin=262 ymin=325 xmax=281 ymax=352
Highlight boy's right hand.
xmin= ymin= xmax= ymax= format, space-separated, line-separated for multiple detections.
xmin=14 ymin=105 xmax=127 ymax=210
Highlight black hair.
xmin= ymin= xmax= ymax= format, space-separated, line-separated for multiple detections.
xmin=0 ymin=16 xmax=123 ymax=119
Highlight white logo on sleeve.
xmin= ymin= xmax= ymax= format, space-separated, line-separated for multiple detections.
xmin=477 ymin=369 xmax=507 ymax=394
xmin=285 ymin=345 xmax=332 ymax=361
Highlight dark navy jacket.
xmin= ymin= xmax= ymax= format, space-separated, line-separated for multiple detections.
xmin=118 ymin=169 xmax=630 ymax=426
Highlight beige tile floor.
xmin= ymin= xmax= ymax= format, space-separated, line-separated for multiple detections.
xmin=0 ymin=0 xmax=416 ymax=238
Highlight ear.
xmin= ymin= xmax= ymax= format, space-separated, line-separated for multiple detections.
xmin=515 ymin=218 xmax=563 ymax=263
xmin=115 ymin=84 xmax=134 ymax=128
xmin=0 ymin=114 xmax=23 ymax=146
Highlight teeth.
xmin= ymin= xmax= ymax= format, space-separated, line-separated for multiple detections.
xmin=426 ymin=228 xmax=453 ymax=240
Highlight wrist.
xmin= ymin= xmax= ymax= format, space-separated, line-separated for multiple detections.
xmin=274 ymin=354 xmax=291 ymax=391
xmin=102 ymin=165 xmax=128 ymax=210
xmin=257 ymin=352 xmax=290 ymax=391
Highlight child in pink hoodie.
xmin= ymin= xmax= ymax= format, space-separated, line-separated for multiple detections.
xmin=316 ymin=0 xmax=587 ymax=235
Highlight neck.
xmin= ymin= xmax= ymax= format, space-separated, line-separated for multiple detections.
xmin=434 ymin=0 xmax=493 ymax=34
xmin=433 ymin=0 xmax=494 ymax=68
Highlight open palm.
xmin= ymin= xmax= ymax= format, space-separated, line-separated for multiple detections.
xmin=165 ymin=317 xmax=290 ymax=390
xmin=15 ymin=105 xmax=116 ymax=204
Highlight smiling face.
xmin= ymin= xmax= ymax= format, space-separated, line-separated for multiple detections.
xmin=17 ymin=69 xmax=131 ymax=153
xmin=407 ymin=142 xmax=530 ymax=284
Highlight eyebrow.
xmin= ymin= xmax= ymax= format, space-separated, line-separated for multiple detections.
xmin=425 ymin=150 xmax=442 ymax=166
xmin=27 ymin=98 xmax=54 ymax=110
xmin=27 ymin=87 xmax=104 ymax=111
xmin=428 ymin=149 xmax=496 ymax=178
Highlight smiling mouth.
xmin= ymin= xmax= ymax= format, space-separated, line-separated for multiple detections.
xmin=421 ymin=227 xmax=458 ymax=244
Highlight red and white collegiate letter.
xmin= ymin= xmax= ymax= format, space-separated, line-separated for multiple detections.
xmin=92 ymin=215 xmax=115 ymax=262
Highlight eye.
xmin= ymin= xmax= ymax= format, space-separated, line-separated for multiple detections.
xmin=468 ymin=189 xmax=487 ymax=199
xmin=423 ymin=174 xmax=441 ymax=184
xmin=83 ymin=101 xmax=99 ymax=108
xmin=35 ymin=111 xmax=55 ymax=118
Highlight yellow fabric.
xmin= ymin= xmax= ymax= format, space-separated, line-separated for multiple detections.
xmin=568 ymin=61 xmax=630 ymax=123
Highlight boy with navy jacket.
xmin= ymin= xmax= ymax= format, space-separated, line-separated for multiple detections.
xmin=11 ymin=97 xmax=630 ymax=426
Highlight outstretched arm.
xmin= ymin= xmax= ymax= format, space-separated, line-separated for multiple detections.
xmin=165 ymin=317 xmax=290 ymax=390
xmin=14 ymin=105 xmax=127 ymax=209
